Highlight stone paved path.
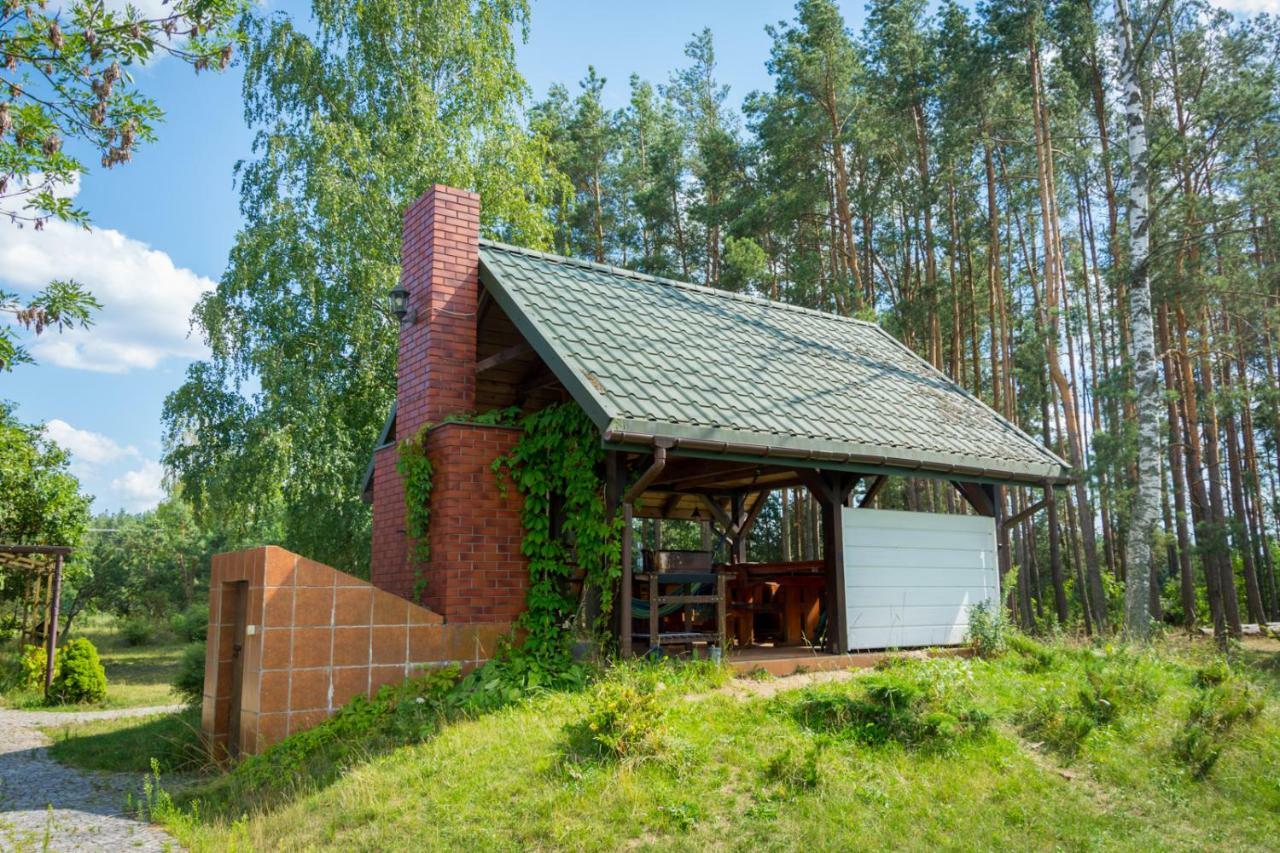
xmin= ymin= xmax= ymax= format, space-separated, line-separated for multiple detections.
xmin=0 ymin=704 xmax=183 ymax=851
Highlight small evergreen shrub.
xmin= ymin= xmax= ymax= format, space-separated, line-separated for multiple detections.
xmin=121 ymin=616 xmax=157 ymax=646
xmin=173 ymin=642 xmax=206 ymax=706
xmin=169 ymin=604 xmax=209 ymax=643
xmin=49 ymin=638 xmax=108 ymax=704
xmin=966 ymin=600 xmax=1008 ymax=658
xmin=1173 ymin=674 xmax=1263 ymax=779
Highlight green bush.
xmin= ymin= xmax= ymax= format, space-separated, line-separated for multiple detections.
xmin=966 ymin=600 xmax=1007 ymax=658
xmin=571 ymin=677 xmax=667 ymax=761
xmin=763 ymin=740 xmax=824 ymax=796
xmin=2 ymin=643 xmax=47 ymax=692
xmin=15 ymin=643 xmax=46 ymax=690
xmin=1019 ymin=650 xmax=1162 ymax=758
xmin=173 ymin=642 xmax=206 ymax=706
xmin=170 ymin=604 xmax=209 ymax=643
xmin=1173 ymin=675 xmax=1263 ymax=779
xmin=787 ymin=661 xmax=990 ymax=751
xmin=120 ymin=616 xmax=157 ymax=646
xmin=49 ymin=638 xmax=108 ymax=704
xmin=1006 ymin=633 xmax=1060 ymax=673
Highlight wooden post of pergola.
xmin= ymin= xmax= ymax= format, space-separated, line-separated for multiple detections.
xmin=0 ymin=544 xmax=73 ymax=697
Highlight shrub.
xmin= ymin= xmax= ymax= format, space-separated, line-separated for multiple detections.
xmin=1019 ymin=650 xmax=1162 ymax=758
xmin=1021 ymin=692 xmax=1098 ymax=758
xmin=120 ymin=616 xmax=156 ymax=647
xmin=788 ymin=661 xmax=990 ymax=751
xmin=1192 ymin=658 xmax=1231 ymax=689
xmin=1173 ymin=676 xmax=1263 ymax=779
xmin=1007 ymin=634 xmax=1060 ymax=673
xmin=446 ymin=642 xmax=590 ymax=714
xmin=49 ymin=638 xmax=108 ymax=704
xmin=173 ymin=643 xmax=206 ymax=706
xmin=169 ymin=604 xmax=209 ymax=643
xmin=572 ymin=677 xmax=667 ymax=761
xmin=966 ymin=600 xmax=1007 ymax=658
xmin=763 ymin=740 xmax=824 ymax=797
xmin=15 ymin=640 xmax=46 ymax=686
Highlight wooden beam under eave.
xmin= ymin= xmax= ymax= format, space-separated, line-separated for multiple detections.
xmin=476 ymin=341 xmax=533 ymax=374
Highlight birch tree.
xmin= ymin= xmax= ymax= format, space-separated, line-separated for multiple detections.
xmin=1116 ymin=0 xmax=1159 ymax=640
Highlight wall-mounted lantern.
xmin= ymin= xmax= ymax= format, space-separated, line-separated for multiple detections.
xmin=388 ymin=281 xmax=415 ymax=326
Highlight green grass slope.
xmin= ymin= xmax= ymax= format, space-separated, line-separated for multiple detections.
xmin=53 ymin=635 xmax=1280 ymax=851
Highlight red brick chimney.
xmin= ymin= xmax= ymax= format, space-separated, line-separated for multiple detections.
xmin=370 ymin=186 xmax=528 ymax=626
xmin=397 ymin=184 xmax=481 ymax=429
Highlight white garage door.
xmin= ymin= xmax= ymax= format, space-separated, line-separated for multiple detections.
xmin=841 ymin=507 xmax=998 ymax=650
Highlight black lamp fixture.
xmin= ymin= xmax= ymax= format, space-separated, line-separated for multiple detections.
xmin=388 ymin=280 xmax=415 ymax=326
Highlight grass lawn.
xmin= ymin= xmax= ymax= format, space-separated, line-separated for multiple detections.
xmin=1 ymin=615 xmax=186 ymax=711
xmin=41 ymin=706 xmax=205 ymax=774
xmin=121 ymin=632 xmax=1280 ymax=852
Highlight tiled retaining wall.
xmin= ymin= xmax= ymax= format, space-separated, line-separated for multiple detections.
xmin=202 ymin=546 xmax=508 ymax=758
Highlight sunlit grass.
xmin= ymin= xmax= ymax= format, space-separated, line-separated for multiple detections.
xmin=147 ymin=634 xmax=1280 ymax=852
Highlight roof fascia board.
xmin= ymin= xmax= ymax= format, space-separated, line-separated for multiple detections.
xmin=600 ymin=441 xmax=1047 ymax=489
xmin=478 ymin=256 xmax=615 ymax=430
xmin=604 ymin=419 xmax=1069 ymax=486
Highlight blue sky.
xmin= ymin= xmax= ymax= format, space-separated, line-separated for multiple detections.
xmin=1 ymin=0 xmax=1263 ymax=513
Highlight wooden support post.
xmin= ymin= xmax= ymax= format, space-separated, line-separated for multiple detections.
xmin=44 ymin=554 xmax=63 ymax=696
xmin=620 ymin=501 xmax=634 ymax=658
xmin=648 ymin=571 xmax=659 ymax=652
xmin=716 ymin=572 xmax=728 ymax=652
xmin=800 ymin=470 xmax=857 ymax=655
xmin=730 ymin=492 xmax=747 ymax=563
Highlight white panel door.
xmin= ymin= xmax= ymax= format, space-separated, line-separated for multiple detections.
xmin=841 ymin=507 xmax=998 ymax=650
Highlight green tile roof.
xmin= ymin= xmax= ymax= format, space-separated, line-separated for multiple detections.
xmin=478 ymin=241 xmax=1071 ymax=486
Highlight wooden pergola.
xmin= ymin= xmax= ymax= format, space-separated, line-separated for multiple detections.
xmin=0 ymin=544 xmax=71 ymax=694
xmin=604 ymin=443 xmax=1041 ymax=658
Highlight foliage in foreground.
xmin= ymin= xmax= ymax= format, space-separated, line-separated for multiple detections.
xmin=143 ymin=636 xmax=1278 ymax=852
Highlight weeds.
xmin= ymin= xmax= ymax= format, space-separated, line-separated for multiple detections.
xmin=784 ymin=660 xmax=990 ymax=751
xmin=1173 ymin=662 xmax=1263 ymax=779
xmin=966 ymin=600 xmax=1008 ymax=658
xmin=1018 ymin=647 xmax=1163 ymax=759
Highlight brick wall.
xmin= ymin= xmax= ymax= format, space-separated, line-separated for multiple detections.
xmin=203 ymin=546 xmax=508 ymax=758
xmin=369 ymin=444 xmax=409 ymax=598
xmin=425 ymin=422 xmax=528 ymax=621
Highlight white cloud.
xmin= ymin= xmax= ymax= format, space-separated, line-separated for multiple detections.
xmin=111 ymin=459 xmax=167 ymax=512
xmin=44 ymin=419 xmax=139 ymax=465
xmin=0 ymin=218 xmax=214 ymax=373
xmin=1212 ymin=0 xmax=1280 ymax=13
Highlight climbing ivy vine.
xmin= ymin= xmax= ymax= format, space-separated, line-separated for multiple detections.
xmin=495 ymin=403 xmax=621 ymax=657
xmin=396 ymin=426 xmax=434 ymax=563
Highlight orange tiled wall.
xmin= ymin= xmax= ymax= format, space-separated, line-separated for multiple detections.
xmin=202 ymin=546 xmax=508 ymax=758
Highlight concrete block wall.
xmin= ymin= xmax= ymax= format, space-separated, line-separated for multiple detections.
xmin=202 ymin=546 xmax=508 ymax=758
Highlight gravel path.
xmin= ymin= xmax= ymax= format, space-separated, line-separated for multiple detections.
xmin=0 ymin=704 xmax=183 ymax=851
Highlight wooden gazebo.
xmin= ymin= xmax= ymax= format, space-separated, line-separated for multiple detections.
xmin=1 ymin=544 xmax=71 ymax=694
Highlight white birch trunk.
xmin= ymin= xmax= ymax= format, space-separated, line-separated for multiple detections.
xmin=1116 ymin=0 xmax=1160 ymax=640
